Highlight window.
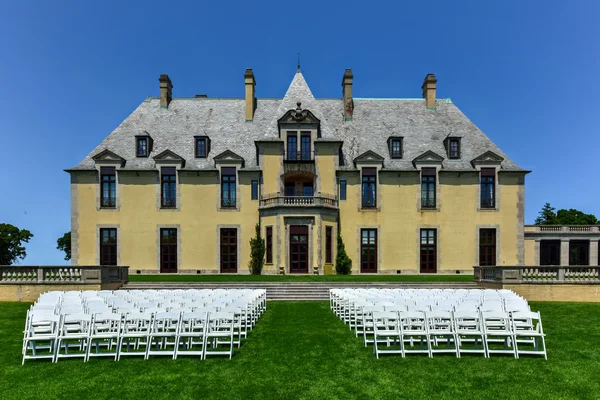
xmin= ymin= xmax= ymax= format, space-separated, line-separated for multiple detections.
xmin=421 ymin=168 xmax=436 ymax=208
xmin=100 ymin=167 xmax=116 ymax=208
xmin=136 ymin=137 xmax=149 ymax=157
xmin=480 ymin=168 xmax=495 ymax=208
xmin=287 ymin=132 xmax=297 ymax=160
xmin=300 ymin=133 xmax=311 ymax=160
xmin=360 ymin=229 xmax=377 ymax=272
xmin=160 ymin=228 xmax=177 ymax=273
xmin=221 ymin=167 xmax=236 ymax=208
xmin=569 ymin=240 xmax=589 ymax=266
xmin=448 ymin=139 xmax=460 ymax=159
xmin=251 ymin=180 xmax=259 ymax=200
xmin=266 ymin=226 xmax=273 ymax=264
xmin=325 ymin=226 xmax=333 ymax=264
xmin=99 ymin=228 xmax=117 ymax=265
xmin=220 ymin=228 xmax=238 ymax=272
xmin=161 ymin=167 xmax=177 ymax=208
xmin=420 ymin=229 xmax=437 ymax=273
xmin=361 ymin=168 xmax=377 ymax=208
xmin=303 ymin=183 xmax=313 ymax=197
xmin=540 ymin=240 xmax=561 ymax=266
xmin=479 ymin=229 xmax=496 ymax=266
xmin=195 ymin=137 xmax=208 ymax=158
xmin=284 ymin=183 xmax=295 ymax=197
xmin=339 ymin=180 xmax=347 ymax=201
xmin=390 ymin=138 xmax=402 ymax=159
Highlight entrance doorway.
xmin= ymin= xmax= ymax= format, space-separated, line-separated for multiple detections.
xmin=289 ymin=225 xmax=309 ymax=273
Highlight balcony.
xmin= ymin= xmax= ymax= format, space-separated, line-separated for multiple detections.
xmin=480 ymin=197 xmax=495 ymax=208
xmin=260 ymin=193 xmax=337 ymax=209
xmin=284 ymin=150 xmax=314 ymax=162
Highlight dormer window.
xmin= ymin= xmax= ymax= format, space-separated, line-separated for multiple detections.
xmin=195 ymin=136 xmax=210 ymax=158
xmin=388 ymin=137 xmax=403 ymax=159
xmin=136 ymin=137 xmax=149 ymax=157
xmin=446 ymin=138 xmax=461 ymax=159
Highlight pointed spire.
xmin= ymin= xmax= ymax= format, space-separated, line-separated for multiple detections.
xmin=297 ymin=52 xmax=301 ymax=72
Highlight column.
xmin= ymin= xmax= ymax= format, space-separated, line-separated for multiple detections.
xmin=560 ymin=239 xmax=570 ymax=266
xmin=590 ymin=240 xmax=599 ymax=266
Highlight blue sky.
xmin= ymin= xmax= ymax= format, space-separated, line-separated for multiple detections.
xmin=1 ymin=0 xmax=598 ymax=265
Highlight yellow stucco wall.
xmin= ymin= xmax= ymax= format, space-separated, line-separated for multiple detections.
xmin=524 ymin=239 xmax=536 ymax=266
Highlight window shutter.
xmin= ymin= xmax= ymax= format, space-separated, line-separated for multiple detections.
xmin=362 ymin=167 xmax=377 ymax=176
xmin=481 ymin=168 xmax=495 ymax=177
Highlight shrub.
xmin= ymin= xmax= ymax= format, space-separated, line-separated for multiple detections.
xmin=335 ymin=233 xmax=352 ymax=274
xmin=248 ymin=223 xmax=265 ymax=275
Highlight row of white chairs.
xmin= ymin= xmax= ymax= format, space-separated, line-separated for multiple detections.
xmin=23 ymin=289 xmax=266 ymax=363
xmin=330 ymin=289 xmax=546 ymax=359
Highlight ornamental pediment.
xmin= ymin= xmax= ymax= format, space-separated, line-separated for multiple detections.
xmin=354 ymin=150 xmax=385 ymax=163
xmin=471 ymin=150 xmax=504 ymax=164
xmin=412 ymin=150 xmax=444 ymax=164
xmin=214 ymin=150 xmax=245 ymax=167
xmin=92 ymin=149 xmax=126 ymax=166
xmin=278 ymin=102 xmax=320 ymax=125
xmin=153 ymin=149 xmax=185 ymax=162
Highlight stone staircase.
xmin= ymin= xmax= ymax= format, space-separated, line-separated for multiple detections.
xmin=120 ymin=281 xmax=478 ymax=301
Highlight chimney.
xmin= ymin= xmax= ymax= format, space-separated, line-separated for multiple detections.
xmin=244 ymin=68 xmax=256 ymax=121
xmin=159 ymin=74 xmax=173 ymax=109
xmin=342 ymin=69 xmax=354 ymax=121
xmin=421 ymin=73 xmax=437 ymax=109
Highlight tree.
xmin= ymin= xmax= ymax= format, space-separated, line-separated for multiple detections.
xmin=534 ymin=203 xmax=557 ymax=225
xmin=248 ymin=223 xmax=265 ymax=275
xmin=335 ymin=233 xmax=352 ymax=274
xmin=0 ymin=223 xmax=33 ymax=265
xmin=534 ymin=202 xmax=599 ymax=225
xmin=57 ymin=232 xmax=71 ymax=261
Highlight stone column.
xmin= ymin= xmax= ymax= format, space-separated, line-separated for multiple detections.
xmin=560 ymin=239 xmax=570 ymax=266
xmin=590 ymin=240 xmax=599 ymax=266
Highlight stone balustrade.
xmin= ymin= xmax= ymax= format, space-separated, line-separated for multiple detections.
xmin=260 ymin=194 xmax=337 ymax=209
xmin=0 ymin=265 xmax=129 ymax=285
xmin=473 ymin=265 xmax=600 ymax=284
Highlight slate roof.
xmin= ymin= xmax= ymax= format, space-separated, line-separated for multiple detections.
xmin=69 ymin=71 xmax=526 ymax=172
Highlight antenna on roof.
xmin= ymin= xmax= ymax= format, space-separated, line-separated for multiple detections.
xmin=297 ymin=52 xmax=301 ymax=72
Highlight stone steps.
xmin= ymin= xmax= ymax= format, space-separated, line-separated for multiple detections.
xmin=121 ymin=281 xmax=478 ymax=301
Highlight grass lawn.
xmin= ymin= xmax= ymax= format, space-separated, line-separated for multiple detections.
xmin=129 ymin=274 xmax=474 ymax=282
xmin=2 ymin=301 xmax=599 ymax=399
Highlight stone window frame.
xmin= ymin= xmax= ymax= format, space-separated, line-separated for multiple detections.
xmin=473 ymin=164 xmax=501 ymax=212
xmin=355 ymin=225 xmax=381 ymax=274
xmin=216 ymin=225 xmax=242 ymax=273
xmin=96 ymin=224 xmax=121 ymax=266
xmin=356 ymin=164 xmax=382 ymax=212
xmin=416 ymin=225 xmax=441 ymax=273
xmin=283 ymin=128 xmax=318 ymax=161
xmin=156 ymin=224 xmax=181 ymax=273
xmin=283 ymin=217 xmax=315 ymax=274
xmin=414 ymin=164 xmax=442 ymax=212
xmin=475 ymin=224 xmax=501 ymax=267
xmin=216 ymin=162 xmax=242 ymax=212
xmin=155 ymin=162 xmax=182 ymax=212
xmin=94 ymin=163 xmax=121 ymax=212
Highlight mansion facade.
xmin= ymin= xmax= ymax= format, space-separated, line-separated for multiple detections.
xmin=67 ymin=68 xmax=529 ymax=274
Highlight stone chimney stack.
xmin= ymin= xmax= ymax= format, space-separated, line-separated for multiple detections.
xmin=159 ymin=74 xmax=173 ymax=109
xmin=421 ymin=73 xmax=437 ymax=109
xmin=342 ymin=69 xmax=354 ymax=121
xmin=244 ymin=68 xmax=256 ymax=121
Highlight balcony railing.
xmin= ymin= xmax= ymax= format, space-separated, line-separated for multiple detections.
xmin=260 ymin=193 xmax=337 ymax=209
xmin=101 ymin=197 xmax=116 ymax=208
xmin=0 ymin=265 xmax=129 ymax=284
xmin=284 ymin=150 xmax=314 ymax=162
xmin=421 ymin=198 xmax=436 ymax=208
xmin=525 ymin=225 xmax=600 ymax=233
xmin=473 ymin=265 xmax=600 ymax=284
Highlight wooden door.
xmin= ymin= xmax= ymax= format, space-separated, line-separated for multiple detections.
xmin=420 ymin=229 xmax=437 ymax=273
xmin=160 ymin=228 xmax=177 ymax=273
xmin=289 ymin=226 xmax=309 ymax=273
xmin=220 ymin=228 xmax=238 ymax=273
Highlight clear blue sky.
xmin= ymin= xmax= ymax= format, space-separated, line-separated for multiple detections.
xmin=1 ymin=0 xmax=598 ymax=265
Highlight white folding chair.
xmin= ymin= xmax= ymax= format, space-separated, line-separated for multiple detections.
xmin=482 ymin=310 xmax=517 ymax=358
xmin=372 ymin=311 xmax=402 ymax=359
xmin=426 ymin=310 xmax=458 ymax=357
xmin=87 ymin=313 xmax=122 ymax=361
xmin=512 ymin=311 xmax=547 ymax=359
xmin=118 ymin=312 xmax=152 ymax=359
xmin=22 ymin=312 xmax=60 ymax=364
xmin=204 ymin=312 xmax=235 ymax=359
xmin=453 ymin=310 xmax=486 ymax=357
xmin=399 ymin=311 xmax=431 ymax=357
xmin=146 ymin=312 xmax=181 ymax=359
xmin=174 ymin=311 xmax=209 ymax=360
xmin=54 ymin=313 xmax=92 ymax=362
